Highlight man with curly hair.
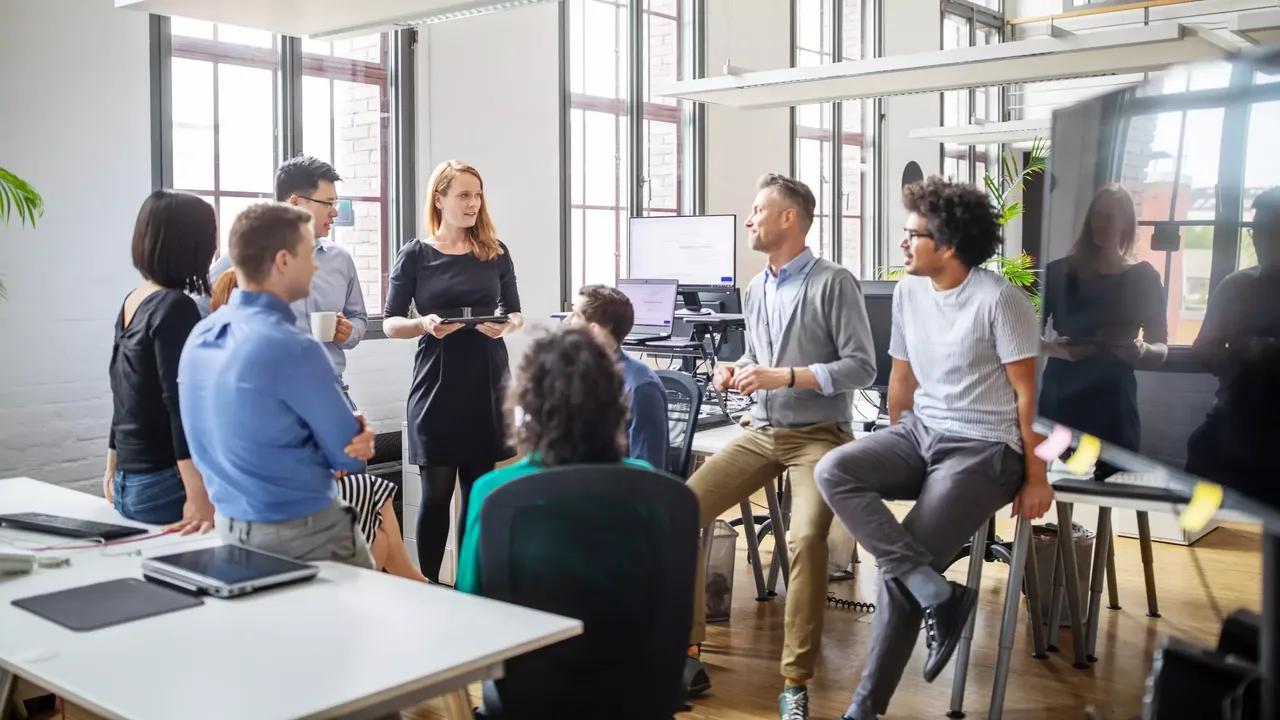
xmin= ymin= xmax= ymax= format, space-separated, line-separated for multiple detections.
xmin=814 ymin=177 xmax=1054 ymax=720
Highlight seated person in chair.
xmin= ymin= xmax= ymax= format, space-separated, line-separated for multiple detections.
xmin=179 ymin=203 xmax=377 ymax=568
xmin=208 ymin=268 xmax=429 ymax=583
xmin=569 ymin=284 xmax=670 ymax=470
xmin=813 ymin=178 xmax=1053 ymax=720
xmin=454 ymin=325 xmax=652 ymax=595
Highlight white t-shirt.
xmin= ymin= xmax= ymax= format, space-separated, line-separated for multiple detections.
xmin=889 ymin=267 xmax=1040 ymax=451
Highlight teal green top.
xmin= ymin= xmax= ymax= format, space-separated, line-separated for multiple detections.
xmin=454 ymin=456 xmax=653 ymax=594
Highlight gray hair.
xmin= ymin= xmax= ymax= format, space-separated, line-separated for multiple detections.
xmin=758 ymin=173 xmax=816 ymax=234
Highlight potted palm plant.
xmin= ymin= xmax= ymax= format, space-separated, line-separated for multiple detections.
xmin=0 ymin=167 xmax=45 ymax=298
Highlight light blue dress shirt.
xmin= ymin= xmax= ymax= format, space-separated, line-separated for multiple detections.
xmin=761 ymin=247 xmax=835 ymax=395
xmin=196 ymin=240 xmax=368 ymax=379
xmin=178 ymin=289 xmax=365 ymax=523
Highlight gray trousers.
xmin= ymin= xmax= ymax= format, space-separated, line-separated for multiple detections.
xmin=814 ymin=412 xmax=1024 ymax=715
xmin=216 ymin=499 xmax=376 ymax=571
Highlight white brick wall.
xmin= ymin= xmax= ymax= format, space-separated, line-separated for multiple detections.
xmin=0 ymin=0 xmax=152 ymax=494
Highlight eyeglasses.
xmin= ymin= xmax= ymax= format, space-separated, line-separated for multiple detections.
xmin=299 ymin=196 xmax=341 ymax=210
xmin=903 ymin=230 xmax=933 ymax=240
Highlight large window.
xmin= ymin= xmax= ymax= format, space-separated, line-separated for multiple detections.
xmin=567 ymin=0 xmax=696 ymax=291
xmin=793 ymin=0 xmax=875 ymax=275
xmin=162 ymin=20 xmax=408 ymax=315
xmin=1114 ymin=63 xmax=1280 ymax=346
xmin=940 ymin=5 xmax=1000 ymax=185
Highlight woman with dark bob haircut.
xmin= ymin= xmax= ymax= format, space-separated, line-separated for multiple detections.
xmin=453 ymin=325 xmax=654 ymax=594
xmin=103 ymin=190 xmax=217 ymax=534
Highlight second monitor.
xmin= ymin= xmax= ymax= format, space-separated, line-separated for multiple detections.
xmin=628 ymin=214 xmax=736 ymax=288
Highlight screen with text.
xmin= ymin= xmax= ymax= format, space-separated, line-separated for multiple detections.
xmin=628 ymin=215 xmax=736 ymax=286
xmin=618 ymin=281 xmax=678 ymax=327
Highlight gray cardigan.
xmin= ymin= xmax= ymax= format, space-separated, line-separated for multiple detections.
xmin=737 ymin=258 xmax=877 ymax=429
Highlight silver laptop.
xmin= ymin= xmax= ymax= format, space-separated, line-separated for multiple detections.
xmin=617 ymin=278 xmax=679 ymax=344
xmin=141 ymin=544 xmax=320 ymax=598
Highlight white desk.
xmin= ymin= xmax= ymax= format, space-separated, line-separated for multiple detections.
xmin=0 ymin=478 xmax=582 ymax=720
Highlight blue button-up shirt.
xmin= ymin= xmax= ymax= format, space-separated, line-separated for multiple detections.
xmin=196 ymin=240 xmax=368 ymax=379
xmin=618 ymin=349 xmax=669 ymax=470
xmin=178 ymin=289 xmax=365 ymax=523
xmin=762 ymin=247 xmax=835 ymax=395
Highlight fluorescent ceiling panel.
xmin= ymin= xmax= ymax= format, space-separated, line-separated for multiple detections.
xmin=115 ymin=0 xmax=557 ymax=40
xmin=909 ymin=119 xmax=1052 ymax=146
xmin=657 ymin=22 xmax=1252 ymax=110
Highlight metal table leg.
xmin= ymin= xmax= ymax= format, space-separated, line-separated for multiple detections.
xmin=989 ymin=517 xmax=1033 ymax=720
xmin=948 ymin=524 xmax=989 ymax=719
xmin=0 ymin=669 xmax=16 ymax=720
xmin=1105 ymin=535 xmax=1121 ymax=610
xmin=739 ymin=502 xmax=769 ymax=601
xmin=1055 ymin=502 xmax=1091 ymax=669
xmin=1045 ymin=541 xmax=1065 ymax=653
xmin=1084 ymin=507 xmax=1112 ymax=663
xmin=1022 ymin=523 xmax=1048 ymax=660
xmin=1136 ymin=511 xmax=1161 ymax=618
xmin=764 ymin=477 xmax=791 ymax=591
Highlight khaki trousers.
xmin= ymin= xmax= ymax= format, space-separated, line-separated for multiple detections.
xmin=689 ymin=417 xmax=852 ymax=680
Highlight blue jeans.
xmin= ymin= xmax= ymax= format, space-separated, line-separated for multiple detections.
xmin=113 ymin=467 xmax=186 ymax=525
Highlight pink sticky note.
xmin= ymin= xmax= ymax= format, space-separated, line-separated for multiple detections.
xmin=1034 ymin=424 xmax=1073 ymax=463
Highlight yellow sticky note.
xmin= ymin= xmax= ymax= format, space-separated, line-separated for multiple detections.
xmin=1064 ymin=434 xmax=1101 ymax=476
xmin=1180 ymin=481 xmax=1224 ymax=532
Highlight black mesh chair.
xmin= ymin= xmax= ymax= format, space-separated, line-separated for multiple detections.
xmin=656 ymin=370 xmax=701 ymax=477
xmin=477 ymin=465 xmax=699 ymax=720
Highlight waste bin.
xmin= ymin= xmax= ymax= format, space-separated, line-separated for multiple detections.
xmin=705 ymin=520 xmax=738 ymax=623
xmin=1028 ymin=522 xmax=1094 ymax=627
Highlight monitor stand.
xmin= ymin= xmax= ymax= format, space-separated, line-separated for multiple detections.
xmin=680 ymin=290 xmax=702 ymax=312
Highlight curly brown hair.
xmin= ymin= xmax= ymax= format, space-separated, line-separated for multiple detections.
xmin=210 ymin=268 xmax=238 ymax=311
xmin=902 ymin=176 xmax=1001 ymax=269
xmin=506 ymin=326 xmax=627 ymax=467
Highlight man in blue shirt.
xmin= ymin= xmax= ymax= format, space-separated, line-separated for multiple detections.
xmin=196 ymin=156 xmax=368 ymax=382
xmin=570 ymin=284 xmax=670 ymax=470
xmin=179 ymin=202 xmax=377 ymax=567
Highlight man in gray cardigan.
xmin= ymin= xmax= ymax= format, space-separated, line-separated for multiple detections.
xmin=684 ymin=174 xmax=876 ymax=720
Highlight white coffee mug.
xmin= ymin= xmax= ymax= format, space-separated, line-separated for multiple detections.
xmin=311 ymin=311 xmax=338 ymax=343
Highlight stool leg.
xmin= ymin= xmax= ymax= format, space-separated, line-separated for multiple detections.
xmin=948 ymin=524 xmax=989 ymax=719
xmin=1106 ymin=535 xmax=1121 ymax=610
xmin=1137 ymin=511 xmax=1161 ymax=618
xmin=1085 ymin=508 xmax=1112 ymax=663
xmin=989 ymin=517 xmax=1033 ymax=720
xmin=1021 ymin=524 xmax=1048 ymax=659
xmin=765 ymin=477 xmax=790 ymax=591
xmin=739 ymin=502 xmax=769 ymax=601
xmin=0 ymin=669 xmax=15 ymax=720
xmin=1045 ymin=541 xmax=1065 ymax=653
xmin=1055 ymin=502 xmax=1090 ymax=669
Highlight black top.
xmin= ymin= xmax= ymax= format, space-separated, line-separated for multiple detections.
xmin=385 ymin=240 xmax=521 ymax=466
xmin=109 ymin=289 xmax=202 ymax=472
xmin=1039 ymin=259 xmax=1167 ymax=456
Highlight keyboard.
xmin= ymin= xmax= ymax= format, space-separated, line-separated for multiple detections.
xmin=0 ymin=513 xmax=150 ymax=541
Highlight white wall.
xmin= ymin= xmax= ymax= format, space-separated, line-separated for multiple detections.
xmin=0 ymin=0 xmax=153 ymax=493
xmin=416 ymin=3 xmax=563 ymax=364
xmin=704 ymin=0 xmax=792 ymax=284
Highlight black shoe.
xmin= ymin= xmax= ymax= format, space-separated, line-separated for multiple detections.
xmin=684 ymin=654 xmax=711 ymax=698
xmin=921 ymin=581 xmax=979 ymax=683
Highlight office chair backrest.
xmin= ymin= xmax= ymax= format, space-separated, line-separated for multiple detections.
xmin=656 ymin=370 xmax=701 ymax=478
xmin=478 ymin=465 xmax=699 ymax=720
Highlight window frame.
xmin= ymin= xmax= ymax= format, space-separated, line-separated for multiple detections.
xmin=560 ymin=0 xmax=704 ymax=304
xmin=939 ymin=1 xmax=1002 ymax=187
xmin=148 ymin=15 xmax=417 ymax=338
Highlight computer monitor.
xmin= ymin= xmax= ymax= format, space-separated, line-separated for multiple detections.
xmin=861 ymin=281 xmax=895 ymax=392
xmin=1040 ymin=48 xmax=1280 ymax=519
xmin=628 ymin=215 xmax=736 ymax=288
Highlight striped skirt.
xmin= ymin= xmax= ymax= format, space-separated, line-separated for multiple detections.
xmin=337 ymin=473 xmax=398 ymax=545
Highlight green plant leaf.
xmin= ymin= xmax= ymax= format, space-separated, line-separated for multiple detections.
xmin=0 ymin=167 xmax=44 ymax=228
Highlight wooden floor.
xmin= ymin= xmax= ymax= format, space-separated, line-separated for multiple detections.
xmin=35 ymin=513 xmax=1262 ymax=720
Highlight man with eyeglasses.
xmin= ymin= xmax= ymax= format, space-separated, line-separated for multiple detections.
xmin=197 ymin=156 xmax=369 ymax=388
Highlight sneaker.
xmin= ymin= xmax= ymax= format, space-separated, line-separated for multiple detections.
xmin=779 ymin=685 xmax=809 ymax=720
xmin=921 ymin=581 xmax=980 ymax=683
xmin=684 ymin=654 xmax=711 ymax=698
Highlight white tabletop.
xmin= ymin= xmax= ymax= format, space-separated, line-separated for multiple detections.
xmin=0 ymin=478 xmax=583 ymax=720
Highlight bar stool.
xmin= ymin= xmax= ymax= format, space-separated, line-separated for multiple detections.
xmin=945 ymin=515 xmax=1046 ymax=720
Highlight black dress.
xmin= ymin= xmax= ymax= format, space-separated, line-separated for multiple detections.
xmin=1039 ymin=259 xmax=1167 ymax=469
xmin=384 ymin=239 xmax=521 ymax=467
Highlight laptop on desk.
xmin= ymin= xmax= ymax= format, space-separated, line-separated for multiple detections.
xmin=617 ymin=278 xmax=679 ymax=344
